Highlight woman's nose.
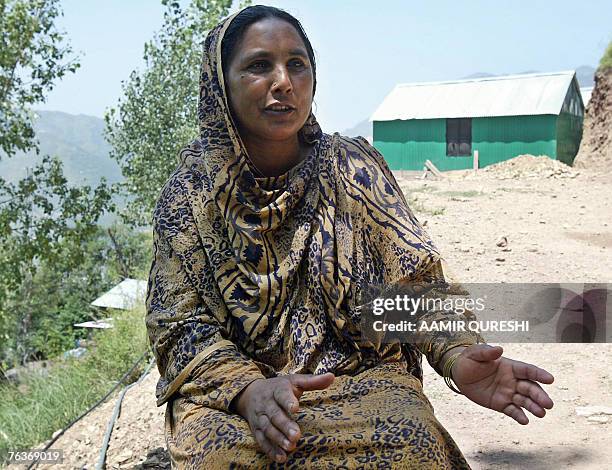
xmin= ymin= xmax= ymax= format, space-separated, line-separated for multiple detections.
xmin=271 ymin=65 xmax=292 ymax=93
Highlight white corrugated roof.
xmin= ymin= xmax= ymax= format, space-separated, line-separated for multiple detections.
xmin=90 ymin=278 xmax=147 ymax=310
xmin=580 ymin=87 xmax=593 ymax=106
xmin=371 ymin=71 xmax=577 ymax=121
xmin=74 ymin=319 xmax=114 ymax=329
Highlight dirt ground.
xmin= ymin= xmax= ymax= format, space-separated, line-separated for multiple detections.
xmin=29 ymin=165 xmax=612 ymax=469
xmin=403 ymin=168 xmax=612 ymax=470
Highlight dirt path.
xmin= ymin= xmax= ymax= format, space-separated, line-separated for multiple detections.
xmin=38 ymin=168 xmax=611 ymax=469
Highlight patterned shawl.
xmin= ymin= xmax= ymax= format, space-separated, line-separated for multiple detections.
xmin=146 ymin=10 xmax=483 ymax=407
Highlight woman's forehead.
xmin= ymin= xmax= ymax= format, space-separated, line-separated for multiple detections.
xmin=232 ymin=17 xmax=307 ymax=58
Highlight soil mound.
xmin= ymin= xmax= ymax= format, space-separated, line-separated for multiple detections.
xmin=454 ymin=154 xmax=579 ymax=180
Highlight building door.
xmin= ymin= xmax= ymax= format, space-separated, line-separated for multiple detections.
xmin=446 ymin=118 xmax=472 ymax=156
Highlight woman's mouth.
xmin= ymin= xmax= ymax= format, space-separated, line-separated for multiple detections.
xmin=264 ymin=104 xmax=296 ymax=116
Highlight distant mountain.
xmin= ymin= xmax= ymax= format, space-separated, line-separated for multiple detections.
xmin=575 ymin=65 xmax=596 ymax=87
xmin=343 ymin=119 xmax=372 ymax=142
xmin=0 ymin=111 xmax=122 ymax=186
xmin=0 ymin=110 xmax=125 ymax=226
xmin=461 ymin=72 xmax=498 ymax=80
xmin=461 ymin=65 xmax=596 ymax=88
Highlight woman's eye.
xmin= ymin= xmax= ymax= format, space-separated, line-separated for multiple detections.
xmin=290 ymin=59 xmax=305 ymax=68
xmin=248 ymin=61 xmax=268 ymax=71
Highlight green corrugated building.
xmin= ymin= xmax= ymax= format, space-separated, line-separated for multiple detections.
xmin=371 ymin=71 xmax=584 ymax=170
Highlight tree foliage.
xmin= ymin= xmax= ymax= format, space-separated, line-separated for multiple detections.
xmin=0 ymin=156 xmax=115 ymax=299
xmin=0 ymin=0 xmax=118 ymax=366
xmin=0 ymin=0 xmax=80 ymax=158
xmin=105 ymin=0 xmax=239 ymax=227
xmin=0 ymin=224 xmax=152 ymax=367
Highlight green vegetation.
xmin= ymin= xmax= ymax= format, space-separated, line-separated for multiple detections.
xmin=105 ymin=0 xmax=237 ymax=226
xmin=0 ymin=0 xmax=243 ymax=461
xmin=406 ymin=194 xmax=446 ymax=216
xmin=0 ymin=0 xmax=80 ymax=158
xmin=438 ymin=190 xmax=485 ymax=198
xmin=599 ymin=40 xmax=612 ymax=70
xmin=0 ymin=307 xmax=149 ymax=463
xmin=1 ymin=224 xmax=152 ymax=367
xmin=1 ymin=0 xmax=117 ymax=364
xmin=429 ymin=207 xmax=446 ymax=216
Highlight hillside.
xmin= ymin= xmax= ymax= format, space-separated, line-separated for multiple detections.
xmin=574 ymin=62 xmax=612 ymax=170
xmin=46 ymin=166 xmax=612 ymax=469
xmin=0 ymin=111 xmax=126 ymax=226
xmin=0 ymin=111 xmax=123 ymax=187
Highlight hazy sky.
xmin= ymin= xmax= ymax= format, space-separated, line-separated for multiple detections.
xmin=38 ymin=0 xmax=611 ymax=133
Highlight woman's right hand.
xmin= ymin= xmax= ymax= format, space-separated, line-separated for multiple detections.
xmin=232 ymin=373 xmax=335 ymax=463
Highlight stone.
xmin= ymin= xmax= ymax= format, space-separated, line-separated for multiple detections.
xmin=496 ymin=236 xmax=508 ymax=247
xmin=587 ymin=416 xmax=609 ymax=424
xmin=118 ymin=450 xmax=133 ymax=463
xmin=575 ymin=406 xmax=612 ymax=417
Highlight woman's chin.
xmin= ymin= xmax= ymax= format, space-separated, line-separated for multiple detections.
xmin=260 ymin=126 xmax=303 ymax=142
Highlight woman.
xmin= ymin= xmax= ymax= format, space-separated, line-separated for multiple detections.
xmin=146 ymin=5 xmax=555 ymax=468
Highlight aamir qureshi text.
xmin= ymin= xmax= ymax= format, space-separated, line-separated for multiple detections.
xmin=372 ymin=319 xmax=530 ymax=333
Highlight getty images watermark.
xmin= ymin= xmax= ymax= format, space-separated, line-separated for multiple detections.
xmin=371 ymin=294 xmax=529 ymax=333
xmin=359 ymin=283 xmax=611 ymax=344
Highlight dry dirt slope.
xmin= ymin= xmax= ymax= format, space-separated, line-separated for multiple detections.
xmin=574 ymin=67 xmax=612 ymax=170
xmin=28 ymin=163 xmax=612 ymax=470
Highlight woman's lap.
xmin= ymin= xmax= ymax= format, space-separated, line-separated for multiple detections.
xmin=165 ymin=362 xmax=471 ymax=469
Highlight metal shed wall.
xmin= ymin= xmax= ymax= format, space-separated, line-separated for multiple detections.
xmin=373 ymin=115 xmax=558 ymax=171
xmin=556 ymin=81 xmax=584 ymax=165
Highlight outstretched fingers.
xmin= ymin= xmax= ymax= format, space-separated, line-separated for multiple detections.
xmin=516 ymin=379 xmax=554 ymax=410
xmin=502 ymin=403 xmax=530 ymax=425
xmin=274 ymin=386 xmax=300 ymax=416
xmin=253 ymin=425 xmax=287 ymax=463
xmin=258 ymin=412 xmax=296 ymax=453
xmin=512 ymin=393 xmax=546 ymax=418
xmin=512 ymin=360 xmax=555 ymax=384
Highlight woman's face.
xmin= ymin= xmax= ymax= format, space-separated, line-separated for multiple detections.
xmin=225 ymin=17 xmax=314 ymax=145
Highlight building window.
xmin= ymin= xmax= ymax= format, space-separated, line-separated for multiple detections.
xmin=446 ymin=118 xmax=472 ymax=156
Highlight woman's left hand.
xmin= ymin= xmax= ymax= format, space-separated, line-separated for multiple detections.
xmin=452 ymin=343 xmax=555 ymax=424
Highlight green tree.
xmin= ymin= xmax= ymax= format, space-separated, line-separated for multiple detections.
xmin=0 ymin=0 xmax=79 ymax=158
xmin=0 ymin=0 xmax=117 ymax=364
xmin=0 ymin=157 xmax=116 ymax=363
xmin=105 ymin=0 xmax=240 ymax=227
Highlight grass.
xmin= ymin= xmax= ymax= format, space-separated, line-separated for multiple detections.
xmin=599 ymin=40 xmax=612 ymax=70
xmin=0 ymin=307 xmax=149 ymax=464
xmin=409 ymin=185 xmax=438 ymax=193
xmin=406 ymin=195 xmax=446 ymax=216
xmin=429 ymin=207 xmax=446 ymax=216
xmin=438 ymin=190 xmax=485 ymax=198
